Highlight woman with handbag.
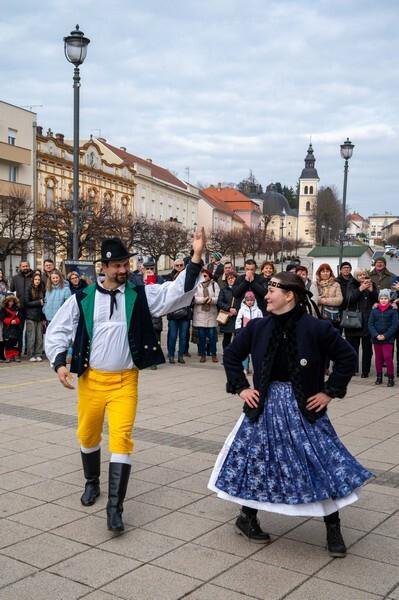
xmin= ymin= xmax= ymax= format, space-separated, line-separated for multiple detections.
xmin=193 ymin=269 xmax=220 ymax=363
xmin=316 ymin=264 xmax=343 ymax=325
xmin=368 ymin=289 xmax=398 ymax=387
xmin=217 ymin=272 xmax=238 ymax=350
xmin=342 ymin=269 xmax=378 ymax=378
xmin=208 ymin=272 xmax=372 ymax=556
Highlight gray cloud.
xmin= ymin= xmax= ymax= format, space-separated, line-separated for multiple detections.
xmin=1 ymin=0 xmax=398 ymax=214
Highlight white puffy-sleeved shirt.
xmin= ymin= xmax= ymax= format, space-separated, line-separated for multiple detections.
xmin=45 ymin=270 xmax=197 ymax=372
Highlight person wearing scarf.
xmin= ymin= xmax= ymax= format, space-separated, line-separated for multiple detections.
xmin=45 ymin=234 xmax=205 ymax=533
xmin=208 ymin=272 xmax=373 ymax=558
xmin=368 ymin=289 xmax=398 ymax=387
xmin=193 ymin=268 xmax=220 ymax=363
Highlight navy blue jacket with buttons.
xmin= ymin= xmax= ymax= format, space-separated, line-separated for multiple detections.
xmin=223 ymin=312 xmax=357 ymax=420
xmin=368 ymin=306 xmax=399 ymax=344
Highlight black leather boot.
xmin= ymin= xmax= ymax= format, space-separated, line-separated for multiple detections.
xmin=324 ymin=513 xmax=346 ymax=557
xmin=387 ymin=377 xmax=394 ymax=387
xmin=235 ymin=508 xmax=271 ymax=544
xmin=80 ymin=449 xmax=101 ymax=506
xmin=107 ymin=462 xmax=131 ymax=532
xmin=375 ymin=375 xmax=383 ymax=385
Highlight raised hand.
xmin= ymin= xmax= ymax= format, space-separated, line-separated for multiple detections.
xmin=192 ymin=227 xmax=206 ymax=263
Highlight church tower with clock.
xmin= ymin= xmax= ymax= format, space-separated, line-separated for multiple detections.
xmin=297 ymin=143 xmax=319 ymax=245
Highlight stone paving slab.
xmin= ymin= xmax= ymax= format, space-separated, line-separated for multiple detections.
xmin=0 ymin=358 xmax=398 ymax=599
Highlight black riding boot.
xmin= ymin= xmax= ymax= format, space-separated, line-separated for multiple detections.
xmin=324 ymin=512 xmax=346 ymax=557
xmin=107 ymin=462 xmax=131 ymax=532
xmin=80 ymin=449 xmax=101 ymax=506
xmin=375 ymin=375 xmax=383 ymax=385
xmin=235 ymin=506 xmax=271 ymax=544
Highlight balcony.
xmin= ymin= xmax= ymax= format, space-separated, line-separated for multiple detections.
xmin=0 ymin=179 xmax=32 ymax=198
xmin=0 ymin=141 xmax=31 ymax=165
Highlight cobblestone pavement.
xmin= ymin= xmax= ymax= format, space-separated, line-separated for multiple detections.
xmin=0 ymin=354 xmax=398 ymax=600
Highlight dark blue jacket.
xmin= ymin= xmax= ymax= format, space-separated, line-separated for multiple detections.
xmin=368 ymin=306 xmax=399 ymax=344
xmin=223 ymin=312 xmax=357 ymax=421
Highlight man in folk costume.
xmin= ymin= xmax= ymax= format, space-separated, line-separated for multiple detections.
xmin=45 ymin=233 xmax=205 ymax=532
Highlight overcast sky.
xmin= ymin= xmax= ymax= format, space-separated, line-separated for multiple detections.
xmin=2 ymin=0 xmax=398 ymax=215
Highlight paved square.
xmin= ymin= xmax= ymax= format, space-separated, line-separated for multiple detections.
xmin=0 ymin=355 xmax=398 ymax=599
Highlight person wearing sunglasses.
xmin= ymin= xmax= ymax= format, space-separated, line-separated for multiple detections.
xmin=209 ymin=271 xmax=372 ymax=557
xmin=166 ymin=259 xmax=190 ymax=363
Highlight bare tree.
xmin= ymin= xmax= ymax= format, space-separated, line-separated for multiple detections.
xmin=315 ymin=186 xmax=342 ymax=244
xmin=0 ymin=186 xmax=35 ymax=269
xmin=163 ymin=222 xmax=191 ymax=261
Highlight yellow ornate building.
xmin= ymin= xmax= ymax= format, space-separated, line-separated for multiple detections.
xmin=36 ymin=128 xmax=136 ymax=267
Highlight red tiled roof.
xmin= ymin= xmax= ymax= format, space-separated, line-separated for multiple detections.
xmin=200 ymin=190 xmax=234 ymax=216
xmin=347 ymin=212 xmax=365 ymax=222
xmin=101 ymin=141 xmax=187 ymax=190
xmin=203 ymin=187 xmax=261 ymax=212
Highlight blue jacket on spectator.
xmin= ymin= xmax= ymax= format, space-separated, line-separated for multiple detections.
xmin=44 ymin=285 xmax=71 ymax=321
xmin=368 ymin=306 xmax=398 ymax=344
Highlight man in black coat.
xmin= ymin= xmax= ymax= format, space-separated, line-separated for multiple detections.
xmin=232 ymin=259 xmax=267 ymax=315
xmin=10 ymin=260 xmax=33 ymax=307
xmin=336 ymin=262 xmax=358 ymax=312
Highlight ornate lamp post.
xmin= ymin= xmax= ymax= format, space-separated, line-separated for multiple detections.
xmin=64 ymin=25 xmax=90 ymax=260
xmin=280 ymin=208 xmax=286 ymax=272
xmin=338 ymin=138 xmax=354 ymax=268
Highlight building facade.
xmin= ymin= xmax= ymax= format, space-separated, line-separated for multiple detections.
xmin=0 ymin=101 xmax=36 ymax=275
xmin=201 ymin=186 xmax=261 ymax=229
xmin=367 ymin=214 xmax=399 ymax=245
xmin=198 ymin=190 xmax=245 ymax=232
xmin=36 ymin=129 xmax=135 ymax=267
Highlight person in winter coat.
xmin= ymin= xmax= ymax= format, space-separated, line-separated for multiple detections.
xmin=143 ymin=258 xmax=165 ymax=369
xmin=342 ymin=269 xmax=378 ymax=377
xmin=207 ymin=252 xmax=224 ymax=280
xmin=25 ymin=273 xmax=46 ymax=362
xmin=166 ymin=259 xmax=191 ymax=364
xmin=193 ymin=269 xmax=220 ymax=362
xmin=208 ymin=272 xmax=372 ymax=556
xmin=43 ymin=269 xmax=71 ymax=323
xmin=295 ymin=265 xmax=320 ymax=317
xmin=0 ymin=295 xmax=24 ymax=362
xmin=315 ymin=264 xmax=343 ymax=324
xmin=67 ymin=271 xmax=89 ymax=295
xmin=217 ymin=271 xmax=238 ymax=350
xmin=0 ymin=269 xmax=8 ymax=361
xmin=10 ymin=260 xmax=33 ymax=307
xmin=392 ymin=280 xmax=399 ymax=377
xmin=233 ymin=259 xmax=268 ymax=316
xmin=370 ymin=257 xmax=395 ymax=292
xmin=368 ymin=289 xmax=399 ymax=387
xmin=217 ymin=261 xmax=235 ymax=290
xmin=235 ymin=291 xmax=263 ymax=373
xmin=336 ymin=262 xmax=358 ymax=314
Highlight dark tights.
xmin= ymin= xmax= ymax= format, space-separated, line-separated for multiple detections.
xmin=242 ymin=506 xmax=340 ymax=524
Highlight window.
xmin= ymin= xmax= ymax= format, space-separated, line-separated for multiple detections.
xmin=305 ymin=229 xmax=309 ymax=235
xmin=8 ymin=165 xmax=18 ymax=182
xmin=305 ymin=201 xmax=311 ymax=211
xmin=46 ymin=179 xmax=55 ymax=208
xmin=8 ymin=129 xmax=16 ymax=145
xmin=309 ymin=186 xmax=314 ymax=194
xmin=304 ymin=186 xmax=308 ymax=194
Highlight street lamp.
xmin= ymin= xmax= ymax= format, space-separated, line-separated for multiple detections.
xmin=328 ymin=225 xmax=332 ymax=246
xmin=64 ymin=25 xmax=90 ymax=260
xmin=321 ymin=224 xmax=326 ymax=246
xmin=280 ymin=208 xmax=286 ymax=272
xmin=338 ymin=137 xmax=354 ymax=268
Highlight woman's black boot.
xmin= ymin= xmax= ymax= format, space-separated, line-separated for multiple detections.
xmin=324 ymin=512 xmax=346 ymax=557
xmin=235 ymin=507 xmax=271 ymax=544
xmin=387 ymin=377 xmax=394 ymax=387
xmin=107 ymin=463 xmax=131 ymax=532
xmin=80 ymin=449 xmax=101 ymax=506
xmin=375 ymin=375 xmax=383 ymax=385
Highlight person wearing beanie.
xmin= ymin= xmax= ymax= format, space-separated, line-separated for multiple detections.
xmin=370 ymin=256 xmax=395 ymax=292
xmin=235 ymin=291 xmax=263 ymax=374
xmin=207 ymin=252 xmax=224 ymax=280
xmin=368 ymin=289 xmax=398 ymax=387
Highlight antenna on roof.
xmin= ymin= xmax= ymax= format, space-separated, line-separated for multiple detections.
xmin=92 ymin=128 xmax=102 ymax=138
xmin=22 ymin=104 xmax=43 ymax=111
xmin=185 ymin=166 xmax=190 ymax=182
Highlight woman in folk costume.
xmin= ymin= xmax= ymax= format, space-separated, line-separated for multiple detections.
xmin=208 ymin=272 xmax=373 ymax=557
xmin=45 ymin=234 xmax=205 ymax=532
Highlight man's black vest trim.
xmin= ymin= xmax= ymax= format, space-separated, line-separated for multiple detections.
xmin=70 ymin=283 xmax=165 ymax=376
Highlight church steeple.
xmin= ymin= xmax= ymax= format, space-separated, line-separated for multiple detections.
xmin=300 ymin=143 xmax=318 ymax=179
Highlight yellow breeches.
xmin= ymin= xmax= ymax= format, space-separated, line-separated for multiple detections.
xmin=77 ymin=368 xmax=139 ymax=454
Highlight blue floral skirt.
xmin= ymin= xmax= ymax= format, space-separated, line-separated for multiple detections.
xmin=208 ymin=382 xmax=373 ymax=516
